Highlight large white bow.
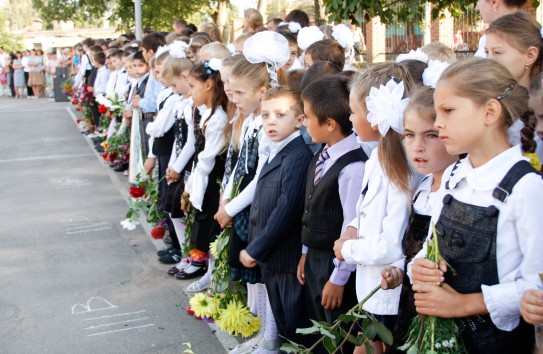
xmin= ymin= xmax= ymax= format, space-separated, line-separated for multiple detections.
xmin=366 ymin=79 xmax=410 ymax=137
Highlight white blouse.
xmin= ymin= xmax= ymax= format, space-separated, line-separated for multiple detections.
xmin=342 ymin=148 xmax=418 ymax=315
xmin=409 ymin=145 xmax=543 ymax=331
xmin=185 ymin=105 xmax=228 ymax=211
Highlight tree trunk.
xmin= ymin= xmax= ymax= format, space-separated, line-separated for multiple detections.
xmin=314 ymin=0 xmax=326 ymax=26
xmin=257 ymin=0 xmax=267 ymax=23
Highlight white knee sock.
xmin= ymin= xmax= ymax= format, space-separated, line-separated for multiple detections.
xmin=169 ymin=215 xmax=186 ymax=247
xmin=262 ymin=292 xmax=277 ymax=342
xmin=197 ymin=255 xmax=214 ymax=286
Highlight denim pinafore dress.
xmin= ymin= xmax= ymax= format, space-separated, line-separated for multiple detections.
xmin=435 ymin=160 xmax=538 ymax=353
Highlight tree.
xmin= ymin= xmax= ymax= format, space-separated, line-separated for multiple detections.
xmin=32 ymin=0 xmax=110 ymax=25
xmin=322 ymin=0 xmax=541 ymax=25
xmin=0 ymin=10 xmax=23 ymax=51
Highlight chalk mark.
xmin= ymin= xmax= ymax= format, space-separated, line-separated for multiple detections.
xmin=82 ymin=310 xmax=146 ymax=321
xmin=84 ymin=317 xmax=150 ymax=330
xmin=87 ymin=324 xmax=155 ymax=337
xmin=72 ymin=297 xmax=117 ymax=314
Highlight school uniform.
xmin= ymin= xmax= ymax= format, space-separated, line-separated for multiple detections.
xmin=164 ymin=97 xmax=195 ymax=219
xmin=244 ymin=133 xmax=313 ymax=344
xmin=409 ymin=146 xmax=543 ymax=353
xmin=133 ymin=73 xmax=150 ymax=156
xmin=302 ymin=133 xmax=367 ymax=353
xmin=185 ymin=105 xmax=228 ymax=252
xmin=341 ymin=148 xmax=417 ymax=317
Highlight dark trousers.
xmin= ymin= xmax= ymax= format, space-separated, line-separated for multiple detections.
xmin=24 ymin=71 xmax=32 ymax=96
xmin=157 ymin=154 xmax=179 ymax=250
xmin=139 ymin=116 xmax=153 ymax=157
xmin=304 ymin=248 xmax=358 ymax=354
xmin=8 ymin=72 xmax=15 ymax=96
xmin=262 ymin=270 xmax=312 ymax=347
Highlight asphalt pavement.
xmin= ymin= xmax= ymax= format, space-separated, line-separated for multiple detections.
xmin=0 ymin=96 xmax=234 ymax=354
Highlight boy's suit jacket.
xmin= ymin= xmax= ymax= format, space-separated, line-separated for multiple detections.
xmin=246 ymin=136 xmax=313 ymax=274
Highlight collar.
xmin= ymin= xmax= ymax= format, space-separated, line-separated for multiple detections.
xmin=137 ymin=72 xmax=150 ymax=86
xmin=269 ymin=131 xmax=300 ymax=157
xmin=414 ymin=174 xmax=433 ymax=196
xmin=325 ymin=133 xmax=360 ymax=163
xmin=448 ymin=145 xmax=527 ymax=191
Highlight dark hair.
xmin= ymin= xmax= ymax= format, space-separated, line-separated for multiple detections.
xmin=504 ymin=0 xmax=527 ymax=6
xmin=141 ymin=32 xmax=166 ymax=53
xmin=300 ymin=61 xmax=342 ymax=92
xmin=263 ymin=85 xmax=303 ymax=116
xmin=109 ymin=49 xmax=124 ymax=59
xmin=133 ymin=51 xmax=146 ymax=63
xmin=398 ymin=59 xmax=428 ymax=88
xmin=286 ymin=69 xmax=306 ymax=92
xmin=93 ymin=52 xmax=106 ymax=66
xmin=82 ymin=38 xmax=95 ymax=48
xmin=123 ymin=47 xmax=138 ymax=56
xmin=187 ymin=24 xmax=198 ymax=32
xmin=301 ymin=75 xmax=352 ymax=135
xmin=267 ymin=18 xmax=283 ymax=27
xmin=189 ymin=60 xmax=228 ymax=117
xmin=305 ymin=39 xmax=345 ymax=69
xmin=180 ymin=28 xmax=195 ymax=37
xmin=440 ymin=57 xmax=536 ymax=154
xmin=175 ymin=19 xmax=188 ymax=27
xmin=278 ymin=30 xmax=298 ymax=47
xmin=124 ymin=33 xmax=136 ymax=42
xmin=285 ymin=9 xmax=310 ymax=28
xmin=89 ymin=45 xmax=103 ymax=53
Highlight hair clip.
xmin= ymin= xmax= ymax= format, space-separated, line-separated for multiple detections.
xmin=387 ymin=75 xmax=402 ymax=84
xmin=497 ymin=84 xmax=515 ymax=101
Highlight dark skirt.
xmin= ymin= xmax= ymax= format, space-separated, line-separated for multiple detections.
xmin=189 ymin=153 xmax=225 ymax=252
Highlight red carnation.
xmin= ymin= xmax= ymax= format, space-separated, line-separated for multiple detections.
xmin=129 ymin=186 xmax=145 ymax=198
xmin=76 ymin=119 xmax=81 ymax=123
xmin=151 ymin=227 xmax=165 ymax=240
xmin=72 ymin=98 xmax=79 ymax=105
xmin=186 ymin=306 xmax=195 ymax=316
xmin=109 ymin=152 xmax=117 ymax=161
xmin=102 ymin=152 xmax=109 ymax=160
xmin=98 ymin=104 xmax=108 ymax=114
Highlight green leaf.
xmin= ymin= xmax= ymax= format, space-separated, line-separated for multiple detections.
xmin=355 ymin=333 xmax=366 ymax=346
xmin=323 ymin=337 xmax=336 ymax=353
xmin=296 ymin=326 xmax=319 ymax=335
xmin=319 ymin=327 xmax=336 ymax=339
xmin=406 ymin=344 xmax=419 ymax=354
xmin=373 ymin=321 xmax=393 ymax=345
xmin=364 ymin=341 xmax=374 ymax=354
xmin=338 ymin=314 xmax=357 ymax=324
xmin=365 ymin=321 xmax=378 ymax=341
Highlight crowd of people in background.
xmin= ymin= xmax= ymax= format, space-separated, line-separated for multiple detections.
xmin=10 ymin=2 xmax=543 ymax=353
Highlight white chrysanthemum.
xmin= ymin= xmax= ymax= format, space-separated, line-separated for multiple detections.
xmin=366 ymin=79 xmax=410 ymax=137
xmin=120 ymin=219 xmax=138 ymax=230
xmin=207 ymin=58 xmax=222 ymax=71
xmin=332 ymin=24 xmax=354 ymax=49
xmin=395 ymin=48 xmax=429 ymax=63
xmin=422 ymin=60 xmax=450 ymax=88
xmin=169 ymin=40 xmax=189 ymax=59
xmin=297 ymin=26 xmax=324 ymax=51
xmin=288 ymin=21 xmax=301 ymax=33
xmin=95 ymin=94 xmax=112 ymax=108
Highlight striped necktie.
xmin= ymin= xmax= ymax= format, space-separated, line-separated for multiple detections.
xmin=314 ymin=148 xmax=330 ymax=185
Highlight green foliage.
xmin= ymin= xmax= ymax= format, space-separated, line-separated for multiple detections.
xmin=0 ymin=11 xmax=23 ymax=51
xmin=322 ymin=0 xmax=541 ymax=25
xmin=280 ymin=284 xmax=392 ymax=353
xmin=32 ymin=0 xmax=110 ymax=24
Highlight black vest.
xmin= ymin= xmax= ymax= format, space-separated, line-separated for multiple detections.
xmin=301 ymin=148 xmax=368 ymax=251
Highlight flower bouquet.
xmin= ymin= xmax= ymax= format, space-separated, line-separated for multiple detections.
xmin=96 ymin=93 xmax=126 ymax=134
xmin=398 ymin=224 xmax=466 ymax=354
xmin=62 ymin=78 xmax=73 ymax=97
xmin=121 ymin=172 xmax=166 ymax=231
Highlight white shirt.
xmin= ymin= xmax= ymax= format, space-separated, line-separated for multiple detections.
xmin=115 ymin=69 xmax=128 ymax=98
xmin=223 ymin=114 xmax=272 ymax=217
xmin=342 ymin=148 xmax=417 ymax=315
xmin=475 ymin=35 xmax=487 ymax=58
xmin=267 ymin=131 xmax=300 ymax=162
xmin=147 ymin=88 xmax=179 ymax=158
xmin=169 ymin=97 xmax=196 ymax=173
xmin=22 ymin=57 xmax=29 ymax=72
xmin=74 ymin=51 xmax=92 ymax=87
xmin=412 ymin=175 xmax=436 ymax=216
xmin=409 ymin=145 xmax=543 ymax=331
xmin=185 ymin=105 xmax=228 ymax=211
xmin=93 ymin=66 xmax=110 ymax=95
xmin=105 ymin=70 xmax=118 ymax=96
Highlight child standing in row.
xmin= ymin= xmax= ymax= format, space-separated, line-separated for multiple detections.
xmin=410 ymin=58 xmax=543 ymax=353
xmin=181 ymin=60 xmax=229 ymax=278
xmin=298 ymin=75 xmax=366 ymax=354
xmin=334 ymin=63 xmax=417 ymax=354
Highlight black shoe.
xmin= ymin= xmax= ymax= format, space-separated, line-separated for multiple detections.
xmin=175 ymin=262 xmax=207 ymax=279
xmin=92 ymin=137 xmax=102 ymax=144
xmin=157 ymin=246 xmax=176 ymax=257
xmin=95 ymin=146 xmax=105 ymax=153
xmin=158 ymin=250 xmax=182 ymax=264
xmin=113 ymin=163 xmax=129 ymax=172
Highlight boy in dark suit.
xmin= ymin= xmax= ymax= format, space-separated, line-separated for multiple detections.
xmin=239 ymin=86 xmax=313 ymax=348
xmin=298 ymin=76 xmax=368 ymax=353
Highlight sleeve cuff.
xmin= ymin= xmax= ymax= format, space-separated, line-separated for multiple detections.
xmin=482 ymin=283 xmax=521 ymax=331
xmin=341 ymin=240 xmax=355 ymax=264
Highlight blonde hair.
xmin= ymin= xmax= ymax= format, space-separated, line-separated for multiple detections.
xmin=200 ymin=23 xmax=223 ymax=43
xmin=405 ymin=86 xmax=436 ymax=124
xmin=234 ymin=31 xmax=255 ymax=52
xmin=487 ymin=10 xmax=543 ymax=80
xmin=165 ymin=32 xmax=184 ymax=44
xmin=263 ymin=85 xmax=303 ymax=116
xmin=231 ymin=56 xmax=270 ymax=91
xmin=222 ymin=55 xmax=247 ymax=151
xmin=350 ymin=62 xmax=416 ymax=194
xmin=161 ymin=56 xmax=194 ymax=81
xmin=155 ymin=51 xmax=170 ymax=65
xmin=148 ymin=55 xmax=156 ymax=69
xmin=439 ymin=57 xmax=536 ymax=153
xmin=244 ymin=8 xmax=263 ymax=31
xmin=421 ymin=42 xmax=456 ymax=64
xmin=199 ymin=42 xmax=230 ymax=61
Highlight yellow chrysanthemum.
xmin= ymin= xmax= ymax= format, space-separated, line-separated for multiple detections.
xmin=239 ymin=315 xmax=261 ymax=338
xmin=209 ymin=239 xmax=219 ymax=259
xmin=216 ymin=301 xmax=254 ymax=336
xmin=189 ymin=293 xmax=218 ymax=319
xmin=524 ymin=152 xmax=542 ymax=172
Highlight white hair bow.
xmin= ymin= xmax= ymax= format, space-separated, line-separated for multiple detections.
xmin=169 ymin=40 xmax=189 ymax=59
xmin=297 ymin=26 xmax=324 ymax=51
xmin=395 ymin=48 xmax=429 ymax=63
xmin=366 ymin=79 xmax=410 ymax=137
xmin=243 ymin=31 xmax=290 ymax=87
xmin=422 ymin=60 xmax=450 ymax=89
